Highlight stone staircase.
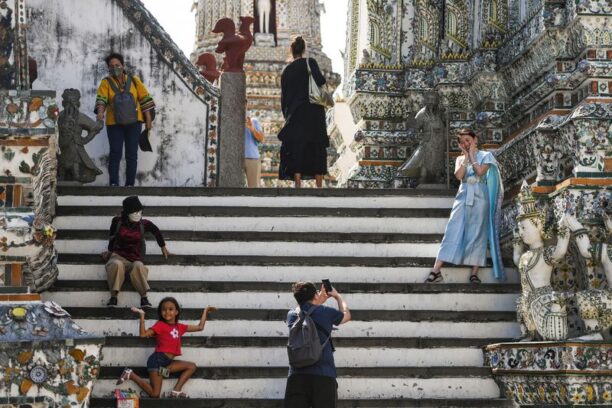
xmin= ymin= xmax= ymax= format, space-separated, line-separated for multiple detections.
xmin=45 ymin=186 xmax=519 ymax=407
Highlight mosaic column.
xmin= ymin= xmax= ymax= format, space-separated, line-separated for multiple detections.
xmin=0 ymin=1 xmax=103 ymax=405
xmin=0 ymin=0 xmax=58 ymax=293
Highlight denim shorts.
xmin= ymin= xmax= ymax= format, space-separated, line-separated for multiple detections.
xmin=147 ymin=352 xmax=172 ymax=372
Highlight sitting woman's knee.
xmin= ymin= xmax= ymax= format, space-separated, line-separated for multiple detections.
xmin=106 ymin=259 xmax=122 ymax=269
xmin=132 ymin=261 xmax=145 ymax=269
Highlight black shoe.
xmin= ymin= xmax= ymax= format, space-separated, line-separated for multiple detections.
xmin=140 ymin=297 xmax=152 ymax=308
xmin=106 ymin=296 xmax=118 ymax=307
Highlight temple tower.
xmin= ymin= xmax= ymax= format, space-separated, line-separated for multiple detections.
xmin=192 ymin=0 xmax=340 ymax=185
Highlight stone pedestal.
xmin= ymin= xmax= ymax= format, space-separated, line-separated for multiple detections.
xmin=254 ymin=33 xmax=275 ymax=47
xmin=485 ymin=341 xmax=612 ymax=406
xmin=219 ymin=72 xmax=246 ymax=187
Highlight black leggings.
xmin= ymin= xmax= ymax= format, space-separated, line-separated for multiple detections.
xmin=284 ymin=374 xmax=337 ymax=408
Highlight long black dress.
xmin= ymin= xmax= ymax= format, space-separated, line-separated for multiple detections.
xmin=278 ymin=57 xmax=329 ymax=180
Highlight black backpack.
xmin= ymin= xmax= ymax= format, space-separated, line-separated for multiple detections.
xmin=287 ymin=305 xmax=331 ymax=368
xmin=107 ymin=75 xmax=138 ymax=125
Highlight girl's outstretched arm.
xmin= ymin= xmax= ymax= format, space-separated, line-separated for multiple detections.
xmin=187 ymin=306 xmax=217 ymax=332
xmin=131 ymin=307 xmax=156 ymax=338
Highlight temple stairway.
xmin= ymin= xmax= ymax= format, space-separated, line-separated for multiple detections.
xmin=46 ymin=186 xmax=519 ymax=407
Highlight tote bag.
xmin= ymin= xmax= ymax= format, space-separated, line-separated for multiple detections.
xmin=306 ymin=58 xmax=334 ymax=109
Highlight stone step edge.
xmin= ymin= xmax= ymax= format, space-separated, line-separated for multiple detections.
xmin=99 ymin=366 xmax=493 ymax=379
xmin=49 ymin=280 xmax=521 ymax=294
xmin=89 ymin=397 xmax=512 ymax=408
xmin=102 ymin=336 xmax=511 ymax=348
xmin=55 ymin=206 xmax=451 ymax=218
xmin=57 ymin=230 xmax=444 ymax=243
xmin=58 ymin=186 xmax=456 ymax=197
xmin=57 ymin=254 xmax=515 ymax=268
xmin=65 ymin=308 xmax=518 ymax=322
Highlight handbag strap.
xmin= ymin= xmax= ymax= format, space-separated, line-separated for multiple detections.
xmin=305 ymin=58 xmax=313 ymax=76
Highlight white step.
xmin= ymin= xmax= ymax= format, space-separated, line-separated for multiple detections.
xmin=58 ymin=194 xmax=455 ymax=209
xmin=94 ymin=377 xmax=502 ymax=399
xmin=58 ymin=264 xmax=520 ymax=284
xmin=42 ymin=291 xmax=518 ymax=311
xmin=100 ymin=346 xmax=487 ymax=367
xmin=74 ymin=319 xmax=521 ymax=338
xmin=53 ymin=216 xmax=448 ymax=233
xmin=55 ymin=239 xmax=440 ymax=257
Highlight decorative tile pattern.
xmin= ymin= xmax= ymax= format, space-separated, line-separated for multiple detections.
xmin=485 ymin=342 xmax=612 ymax=405
xmin=0 ymin=302 xmax=104 ymax=406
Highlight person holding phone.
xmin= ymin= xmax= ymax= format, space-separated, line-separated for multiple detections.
xmin=284 ymin=281 xmax=351 ymax=408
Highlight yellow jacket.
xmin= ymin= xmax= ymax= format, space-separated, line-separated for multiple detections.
xmin=96 ymin=74 xmax=155 ymax=126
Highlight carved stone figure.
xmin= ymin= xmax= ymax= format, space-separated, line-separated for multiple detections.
xmin=213 ymin=16 xmax=254 ymax=73
xmin=397 ymin=91 xmax=446 ymax=185
xmin=57 ymin=89 xmax=103 ymax=183
xmin=256 ymin=0 xmax=272 ymax=34
xmin=196 ymin=52 xmax=221 ymax=83
xmin=513 ymin=181 xmax=572 ymax=341
xmin=565 ymin=213 xmax=612 ymax=336
xmin=361 ymin=49 xmax=371 ymax=65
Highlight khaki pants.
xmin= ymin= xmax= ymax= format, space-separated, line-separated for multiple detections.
xmin=244 ymin=158 xmax=261 ymax=188
xmin=105 ymin=253 xmax=150 ymax=297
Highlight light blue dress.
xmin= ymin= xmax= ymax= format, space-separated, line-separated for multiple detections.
xmin=437 ymin=150 xmax=505 ymax=280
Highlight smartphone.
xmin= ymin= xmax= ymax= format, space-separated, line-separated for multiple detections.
xmin=322 ymin=279 xmax=333 ymax=293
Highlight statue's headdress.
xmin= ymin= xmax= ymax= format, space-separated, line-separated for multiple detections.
xmin=517 ymin=180 xmax=540 ymax=221
xmin=61 ymin=88 xmax=81 ymax=107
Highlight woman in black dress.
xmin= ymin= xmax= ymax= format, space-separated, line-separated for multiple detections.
xmin=278 ymin=36 xmax=329 ymax=188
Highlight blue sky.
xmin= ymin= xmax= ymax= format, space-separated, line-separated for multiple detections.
xmin=142 ymin=0 xmax=348 ymax=75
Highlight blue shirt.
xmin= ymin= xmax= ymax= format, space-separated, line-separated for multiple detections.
xmin=244 ymin=117 xmax=262 ymax=159
xmin=287 ymin=302 xmax=344 ymax=378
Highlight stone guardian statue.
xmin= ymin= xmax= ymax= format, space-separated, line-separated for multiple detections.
xmin=565 ymin=213 xmax=612 ymax=337
xmin=57 ymin=89 xmax=104 ymax=183
xmin=513 ymin=181 xmax=573 ymax=341
xmin=213 ymin=16 xmax=255 ymax=73
xmin=256 ymin=0 xmax=272 ymax=34
xmin=397 ymin=91 xmax=446 ymax=186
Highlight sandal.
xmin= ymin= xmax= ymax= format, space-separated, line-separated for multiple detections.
xmin=169 ymin=390 xmax=189 ymax=398
xmin=469 ymin=274 xmax=482 ymax=284
xmin=424 ymin=270 xmax=443 ymax=283
xmin=116 ymin=368 xmax=132 ymax=385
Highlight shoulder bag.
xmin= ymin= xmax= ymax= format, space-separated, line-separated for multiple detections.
xmin=306 ymin=58 xmax=334 ymax=109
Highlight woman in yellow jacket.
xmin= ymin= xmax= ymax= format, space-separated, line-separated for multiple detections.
xmin=96 ymin=53 xmax=155 ymax=186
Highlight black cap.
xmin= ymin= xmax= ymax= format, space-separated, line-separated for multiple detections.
xmin=122 ymin=196 xmax=144 ymax=213
xmin=139 ymin=129 xmax=152 ymax=152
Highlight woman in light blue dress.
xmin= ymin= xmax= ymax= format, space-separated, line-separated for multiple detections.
xmin=425 ymin=129 xmax=505 ymax=283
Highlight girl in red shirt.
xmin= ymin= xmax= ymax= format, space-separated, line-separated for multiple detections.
xmin=116 ymin=297 xmax=216 ymax=398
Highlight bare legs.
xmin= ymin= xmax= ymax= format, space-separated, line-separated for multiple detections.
xmin=315 ymin=174 xmax=323 ymax=188
xmin=127 ymin=371 xmax=163 ymax=398
xmin=294 ymin=173 xmax=301 ymax=188
xmin=293 ymin=173 xmax=323 ymax=188
xmin=168 ymin=360 xmax=197 ymax=392
xmin=121 ymin=360 xmax=196 ymax=398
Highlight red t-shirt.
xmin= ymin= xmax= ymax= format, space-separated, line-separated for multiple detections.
xmin=151 ymin=321 xmax=188 ymax=356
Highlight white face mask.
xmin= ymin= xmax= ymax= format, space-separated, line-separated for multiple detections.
xmin=128 ymin=211 xmax=142 ymax=223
